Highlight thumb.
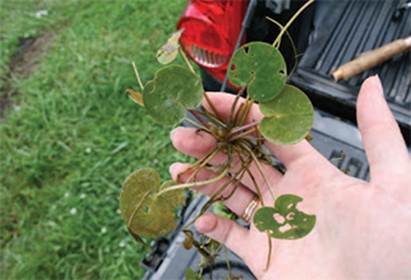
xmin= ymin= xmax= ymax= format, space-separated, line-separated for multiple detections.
xmin=356 ymin=76 xmax=410 ymax=200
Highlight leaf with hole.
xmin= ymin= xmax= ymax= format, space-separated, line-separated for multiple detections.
xmin=119 ymin=168 xmax=185 ymax=238
xmin=156 ymin=29 xmax=184 ymax=64
xmin=143 ymin=65 xmax=203 ymax=125
xmin=228 ymin=42 xmax=287 ymax=102
xmin=259 ymin=84 xmax=313 ymax=145
xmin=253 ymin=194 xmax=316 ymax=240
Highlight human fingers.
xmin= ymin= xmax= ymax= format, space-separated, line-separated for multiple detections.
xmin=170 ymin=127 xmax=220 ymax=162
xmin=356 ymin=76 xmax=411 ymax=201
xmin=170 ymin=162 xmax=258 ymax=216
xmin=171 ymin=126 xmax=283 ymax=195
xmin=195 ymin=212 xmax=250 ymax=261
xmin=202 ymin=92 xmax=327 ymax=168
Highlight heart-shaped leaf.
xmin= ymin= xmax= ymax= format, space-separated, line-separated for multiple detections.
xmin=259 ymin=84 xmax=313 ymax=145
xmin=253 ymin=194 xmax=316 ymax=240
xmin=119 ymin=168 xmax=185 ymax=238
xmin=228 ymin=42 xmax=287 ymax=102
xmin=143 ymin=65 xmax=203 ymax=125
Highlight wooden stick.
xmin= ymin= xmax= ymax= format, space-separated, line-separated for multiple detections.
xmin=332 ymin=36 xmax=411 ymax=81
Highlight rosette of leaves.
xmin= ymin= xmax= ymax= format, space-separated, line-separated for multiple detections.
xmin=226 ymin=42 xmax=316 ymax=242
xmin=119 ymin=2 xmax=321 ymax=277
xmin=228 ymin=42 xmax=314 ymax=145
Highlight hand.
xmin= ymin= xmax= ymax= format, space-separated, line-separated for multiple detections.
xmin=169 ymin=76 xmax=411 ymax=279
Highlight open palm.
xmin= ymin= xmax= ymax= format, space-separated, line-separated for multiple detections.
xmin=170 ymin=76 xmax=411 ymax=279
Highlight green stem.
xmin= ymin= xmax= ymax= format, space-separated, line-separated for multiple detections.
xmin=255 ymin=123 xmax=265 ymax=148
xmin=184 ymin=163 xmax=248 ymax=230
xmin=266 ymin=16 xmax=286 ymax=48
xmin=208 ymin=165 xmax=247 ymax=203
xmin=203 ymin=92 xmax=223 ymax=123
xmin=233 ymin=147 xmax=265 ymax=207
xmin=237 ymin=140 xmax=275 ymax=201
xmin=127 ymin=228 xmax=151 ymax=251
xmin=157 ymin=166 xmax=230 ymax=196
xmin=175 ymin=146 xmax=222 ymax=184
xmin=228 ymin=128 xmax=256 ymax=142
xmin=184 ymin=180 xmax=235 ymax=230
xmin=183 ymin=116 xmax=210 ymax=132
xmin=224 ymin=246 xmax=233 ymax=277
xmin=227 ymin=121 xmax=259 ymax=138
xmin=221 ymin=167 xmax=248 ymax=201
xmin=188 ymin=109 xmax=211 ymax=130
xmin=127 ymin=191 xmax=151 ymax=250
xmin=227 ymin=87 xmax=246 ymax=128
xmin=183 ymin=230 xmax=212 ymax=261
xmin=179 ymin=48 xmax=196 ymax=74
xmin=131 ymin=61 xmax=144 ymax=90
xmin=185 ymin=172 xmax=240 ymax=228
xmin=272 ymin=0 xmax=315 ymax=48
xmin=266 ymin=16 xmax=299 ymax=74
xmin=127 ymin=191 xmax=151 ymax=228
xmin=248 ymin=145 xmax=276 ymax=202
xmin=244 ymin=166 xmax=265 ymax=207
xmin=186 ymin=146 xmax=223 ymax=183
xmin=238 ymin=96 xmax=253 ymax=126
xmin=199 ymin=106 xmax=227 ymax=128
xmin=232 ymin=102 xmax=244 ymax=126
xmin=265 ymin=233 xmax=273 ymax=271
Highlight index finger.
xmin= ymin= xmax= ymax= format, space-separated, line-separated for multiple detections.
xmin=202 ymin=92 xmax=327 ymax=168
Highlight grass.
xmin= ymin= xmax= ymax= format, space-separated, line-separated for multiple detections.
xmin=0 ymin=0 xmax=188 ymax=278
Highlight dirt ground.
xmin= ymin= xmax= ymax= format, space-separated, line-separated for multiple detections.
xmin=0 ymin=32 xmax=53 ymax=119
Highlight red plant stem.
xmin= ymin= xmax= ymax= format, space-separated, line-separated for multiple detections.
xmin=227 ymin=87 xmax=246 ymax=128
xmin=188 ymin=109 xmax=211 ymax=130
xmin=227 ymin=121 xmax=259 ymax=137
xmin=203 ymin=92 xmax=222 ymax=121
xmin=228 ymin=128 xmax=256 ymax=142
xmin=238 ymin=96 xmax=253 ymax=126
xmin=199 ymin=106 xmax=227 ymax=128
xmin=265 ymin=234 xmax=273 ymax=271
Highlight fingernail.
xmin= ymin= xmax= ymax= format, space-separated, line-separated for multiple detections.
xmin=170 ymin=127 xmax=181 ymax=139
xmin=169 ymin=162 xmax=181 ymax=180
xmin=369 ymin=75 xmax=384 ymax=96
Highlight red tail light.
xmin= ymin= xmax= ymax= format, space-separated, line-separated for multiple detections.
xmin=177 ymin=0 xmax=248 ymax=83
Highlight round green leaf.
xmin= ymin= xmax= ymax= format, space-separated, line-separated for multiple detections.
xmin=143 ymin=65 xmax=203 ymax=125
xmin=259 ymin=84 xmax=313 ymax=145
xmin=228 ymin=42 xmax=287 ymax=102
xmin=119 ymin=168 xmax=185 ymax=238
xmin=253 ymin=194 xmax=316 ymax=240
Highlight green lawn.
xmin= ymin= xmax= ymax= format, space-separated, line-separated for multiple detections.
xmin=0 ymin=0 xmax=188 ymax=278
